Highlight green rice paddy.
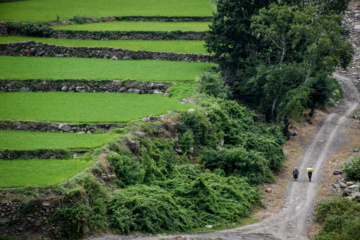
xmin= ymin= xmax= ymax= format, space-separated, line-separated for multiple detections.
xmin=0 ymin=36 xmax=209 ymax=54
xmin=0 ymin=0 xmax=213 ymax=22
xmin=0 ymin=56 xmax=214 ymax=81
xmin=0 ymin=159 xmax=93 ymax=188
xmin=0 ymin=130 xmax=119 ymax=150
xmin=53 ymin=21 xmax=211 ymax=32
xmin=0 ymin=92 xmax=195 ymax=123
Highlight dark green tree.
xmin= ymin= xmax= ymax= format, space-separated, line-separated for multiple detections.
xmin=205 ymin=0 xmax=275 ymax=84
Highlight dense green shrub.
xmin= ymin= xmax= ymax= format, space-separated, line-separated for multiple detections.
xmin=108 ymin=169 xmax=261 ymax=234
xmin=108 ymin=154 xmax=144 ymax=188
xmin=108 ymin=185 xmax=191 ymax=234
xmin=178 ymin=110 xmax=219 ymax=149
xmin=201 ymin=146 xmax=267 ymax=184
xmin=198 ymin=71 xmax=233 ymax=99
xmin=314 ymin=197 xmax=360 ymax=240
xmin=52 ymin=202 xmax=89 ymax=239
xmin=342 ymin=153 xmax=360 ymax=181
xmin=52 ymin=175 xmax=108 ymax=239
xmin=314 ymin=197 xmax=360 ymax=222
xmin=21 ymin=23 xmax=53 ymax=37
xmin=180 ymin=130 xmax=195 ymax=153
xmin=71 ymin=14 xmax=85 ymax=24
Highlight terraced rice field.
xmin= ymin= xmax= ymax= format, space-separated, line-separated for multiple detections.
xmin=0 ymin=36 xmax=209 ymax=54
xmin=53 ymin=21 xmax=211 ymax=32
xmin=0 ymin=159 xmax=93 ymax=188
xmin=0 ymin=56 xmax=214 ymax=81
xmin=0 ymin=130 xmax=120 ymax=150
xmin=0 ymin=0 xmax=214 ymax=188
xmin=0 ymin=0 xmax=213 ymax=21
xmin=0 ymin=92 xmax=195 ymax=123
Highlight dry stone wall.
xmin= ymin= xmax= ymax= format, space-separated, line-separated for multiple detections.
xmin=0 ymin=197 xmax=63 ymax=237
xmin=0 ymin=41 xmax=215 ymax=62
xmin=0 ymin=79 xmax=169 ymax=94
xmin=50 ymin=30 xmax=206 ymax=40
xmin=0 ymin=121 xmax=125 ymax=133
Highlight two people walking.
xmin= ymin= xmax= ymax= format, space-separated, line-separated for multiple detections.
xmin=292 ymin=166 xmax=314 ymax=182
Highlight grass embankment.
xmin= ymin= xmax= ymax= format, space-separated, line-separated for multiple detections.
xmin=0 ymin=36 xmax=209 ymax=54
xmin=0 ymin=159 xmax=93 ymax=188
xmin=0 ymin=56 xmax=214 ymax=81
xmin=0 ymin=92 xmax=195 ymax=123
xmin=0 ymin=0 xmax=213 ymax=22
xmin=53 ymin=21 xmax=211 ymax=32
xmin=0 ymin=130 xmax=119 ymax=150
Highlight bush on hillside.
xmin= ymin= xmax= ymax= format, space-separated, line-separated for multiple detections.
xmin=198 ymin=71 xmax=233 ymax=99
xmin=201 ymin=146 xmax=268 ymax=184
xmin=342 ymin=153 xmax=360 ymax=181
xmin=52 ymin=175 xmax=108 ymax=239
xmin=314 ymin=197 xmax=360 ymax=222
xmin=21 ymin=23 xmax=53 ymax=37
xmin=108 ymin=169 xmax=261 ymax=234
xmin=108 ymin=154 xmax=144 ymax=188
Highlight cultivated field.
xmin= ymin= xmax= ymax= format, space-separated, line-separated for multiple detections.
xmin=0 ymin=130 xmax=120 ymax=150
xmin=0 ymin=0 xmax=213 ymax=21
xmin=0 ymin=0 xmax=213 ymax=189
xmin=0 ymin=159 xmax=93 ymax=188
xmin=0 ymin=36 xmax=209 ymax=54
xmin=0 ymin=56 xmax=214 ymax=81
xmin=0 ymin=92 xmax=195 ymax=123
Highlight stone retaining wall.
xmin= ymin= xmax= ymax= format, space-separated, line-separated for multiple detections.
xmin=0 ymin=41 xmax=215 ymax=62
xmin=0 ymin=121 xmax=126 ymax=133
xmin=50 ymin=30 xmax=206 ymax=40
xmin=0 ymin=22 xmax=7 ymax=36
xmin=0 ymin=149 xmax=73 ymax=160
xmin=0 ymin=79 xmax=169 ymax=94
xmin=0 ymin=197 xmax=63 ymax=237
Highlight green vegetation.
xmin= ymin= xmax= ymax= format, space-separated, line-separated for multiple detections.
xmin=0 ymin=56 xmax=214 ymax=81
xmin=342 ymin=153 xmax=360 ymax=181
xmin=205 ymin=0 xmax=352 ymax=137
xmin=0 ymin=130 xmax=119 ymax=150
xmin=0 ymin=92 xmax=195 ymax=123
xmin=0 ymin=0 xmax=213 ymax=22
xmin=0 ymin=36 xmax=208 ymax=54
xmin=53 ymin=21 xmax=211 ymax=32
xmin=314 ymin=198 xmax=360 ymax=240
xmin=104 ymin=96 xmax=285 ymax=234
xmin=0 ymin=159 xmax=92 ymax=188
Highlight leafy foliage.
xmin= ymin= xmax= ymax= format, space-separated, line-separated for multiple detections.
xmin=342 ymin=153 xmax=360 ymax=181
xmin=21 ymin=23 xmax=53 ymax=37
xmin=314 ymin=198 xmax=360 ymax=240
xmin=108 ymin=154 xmax=144 ymax=188
xmin=108 ymin=169 xmax=261 ymax=234
xmin=52 ymin=175 xmax=108 ymax=239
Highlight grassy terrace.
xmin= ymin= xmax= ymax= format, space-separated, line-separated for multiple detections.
xmin=0 ymin=159 xmax=93 ymax=188
xmin=0 ymin=56 xmax=214 ymax=81
xmin=0 ymin=92 xmax=195 ymax=123
xmin=0 ymin=36 xmax=209 ymax=54
xmin=0 ymin=130 xmax=119 ymax=150
xmin=0 ymin=0 xmax=213 ymax=22
xmin=53 ymin=21 xmax=211 ymax=32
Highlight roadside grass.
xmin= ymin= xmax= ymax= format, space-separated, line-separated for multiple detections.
xmin=0 ymin=92 xmax=195 ymax=123
xmin=53 ymin=21 xmax=211 ymax=32
xmin=0 ymin=56 xmax=215 ymax=81
xmin=0 ymin=36 xmax=209 ymax=54
xmin=0 ymin=0 xmax=213 ymax=22
xmin=0 ymin=159 xmax=93 ymax=188
xmin=0 ymin=130 xmax=119 ymax=150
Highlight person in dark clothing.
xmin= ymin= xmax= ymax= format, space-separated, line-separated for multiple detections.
xmin=293 ymin=167 xmax=299 ymax=181
xmin=307 ymin=166 xmax=314 ymax=182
